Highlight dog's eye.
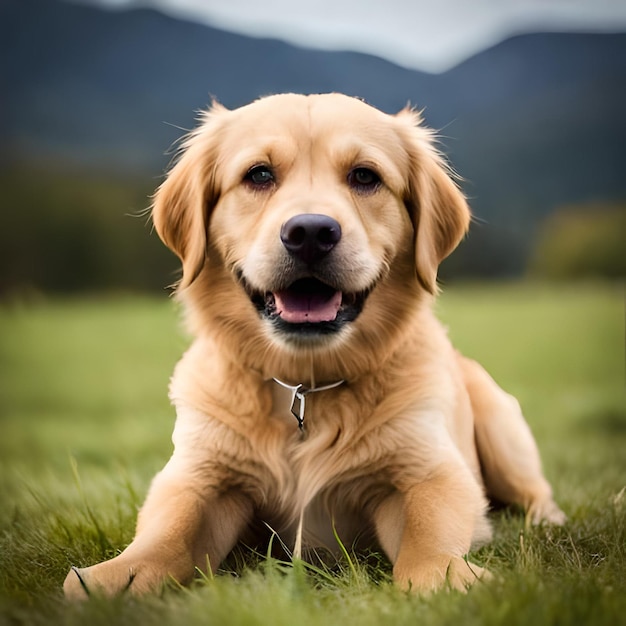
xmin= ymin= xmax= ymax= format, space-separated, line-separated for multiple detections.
xmin=245 ymin=165 xmax=275 ymax=187
xmin=348 ymin=167 xmax=381 ymax=192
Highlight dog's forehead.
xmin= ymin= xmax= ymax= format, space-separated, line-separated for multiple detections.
xmin=250 ymin=93 xmax=384 ymax=116
xmin=225 ymin=93 xmax=395 ymax=139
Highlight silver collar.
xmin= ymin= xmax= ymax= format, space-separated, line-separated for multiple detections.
xmin=272 ymin=377 xmax=345 ymax=431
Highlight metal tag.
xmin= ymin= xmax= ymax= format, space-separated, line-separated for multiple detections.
xmin=290 ymin=386 xmax=307 ymax=431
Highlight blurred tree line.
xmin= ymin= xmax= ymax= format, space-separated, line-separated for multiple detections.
xmin=0 ymin=166 xmax=179 ymax=295
xmin=1 ymin=165 xmax=624 ymax=297
xmin=528 ymin=204 xmax=626 ymax=280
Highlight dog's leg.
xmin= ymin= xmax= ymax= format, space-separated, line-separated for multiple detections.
xmin=374 ymin=467 xmax=491 ymax=593
xmin=458 ymin=355 xmax=566 ymax=525
xmin=64 ymin=457 xmax=252 ymax=599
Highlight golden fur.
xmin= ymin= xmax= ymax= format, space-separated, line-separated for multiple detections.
xmin=64 ymin=93 xmax=564 ymax=598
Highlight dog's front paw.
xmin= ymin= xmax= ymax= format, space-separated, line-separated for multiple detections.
xmin=63 ymin=556 xmax=177 ymax=600
xmin=395 ymin=555 xmax=491 ymax=594
xmin=444 ymin=556 xmax=492 ymax=592
xmin=64 ymin=562 xmax=136 ymax=600
xmin=527 ymin=497 xmax=567 ymax=526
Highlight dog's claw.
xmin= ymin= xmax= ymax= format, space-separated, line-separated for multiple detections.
xmin=123 ymin=568 xmax=136 ymax=592
xmin=71 ymin=566 xmax=91 ymax=596
xmin=64 ymin=566 xmax=91 ymax=601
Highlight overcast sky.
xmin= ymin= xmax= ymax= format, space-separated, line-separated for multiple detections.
xmin=82 ymin=0 xmax=626 ymax=72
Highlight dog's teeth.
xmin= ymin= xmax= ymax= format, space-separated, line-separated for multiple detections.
xmin=264 ymin=292 xmax=277 ymax=315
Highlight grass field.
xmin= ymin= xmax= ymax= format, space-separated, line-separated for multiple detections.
xmin=0 ymin=282 xmax=624 ymax=625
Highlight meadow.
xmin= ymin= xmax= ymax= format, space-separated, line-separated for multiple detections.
xmin=0 ymin=282 xmax=624 ymax=625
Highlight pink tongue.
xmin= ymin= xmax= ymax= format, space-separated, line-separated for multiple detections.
xmin=274 ymin=289 xmax=342 ymax=323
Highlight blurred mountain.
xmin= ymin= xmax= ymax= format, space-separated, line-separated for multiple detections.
xmin=2 ymin=0 xmax=625 ymax=285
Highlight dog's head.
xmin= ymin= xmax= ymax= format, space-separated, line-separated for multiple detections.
xmin=152 ymin=94 xmax=469 ymax=374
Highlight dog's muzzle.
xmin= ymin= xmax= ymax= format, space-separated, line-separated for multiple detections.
xmin=241 ymin=214 xmax=370 ymax=337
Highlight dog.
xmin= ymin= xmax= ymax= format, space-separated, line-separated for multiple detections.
xmin=64 ymin=93 xmax=565 ymax=598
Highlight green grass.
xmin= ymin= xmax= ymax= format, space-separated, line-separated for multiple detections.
xmin=1 ymin=283 xmax=624 ymax=625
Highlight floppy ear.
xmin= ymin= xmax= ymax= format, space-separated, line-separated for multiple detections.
xmin=397 ymin=109 xmax=471 ymax=294
xmin=151 ymin=103 xmax=227 ymax=289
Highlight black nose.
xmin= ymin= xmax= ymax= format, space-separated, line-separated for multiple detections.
xmin=280 ymin=214 xmax=342 ymax=265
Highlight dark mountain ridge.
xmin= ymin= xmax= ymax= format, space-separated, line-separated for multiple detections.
xmin=1 ymin=0 xmax=625 ymax=283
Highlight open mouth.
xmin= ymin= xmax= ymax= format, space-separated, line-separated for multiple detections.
xmin=271 ymin=279 xmax=342 ymax=323
xmin=245 ymin=277 xmax=367 ymax=335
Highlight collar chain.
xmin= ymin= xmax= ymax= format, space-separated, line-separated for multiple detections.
xmin=272 ymin=377 xmax=345 ymax=431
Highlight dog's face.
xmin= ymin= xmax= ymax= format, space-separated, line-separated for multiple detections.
xmin=153 ymin=94 xmax=470 ymax=363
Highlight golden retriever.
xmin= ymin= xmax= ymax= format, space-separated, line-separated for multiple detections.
xmin=64 ymin=93 xmax=565 ymax=598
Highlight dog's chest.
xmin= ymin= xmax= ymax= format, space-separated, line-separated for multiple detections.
xmin=264 ymin=382 xmax=386 ymax=509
